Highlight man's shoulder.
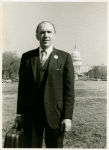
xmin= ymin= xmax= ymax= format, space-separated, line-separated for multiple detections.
xmin=55 ymin=48 xmax=70 ymax=57
xmin=21 ymin=48 xmax=39 ymax=59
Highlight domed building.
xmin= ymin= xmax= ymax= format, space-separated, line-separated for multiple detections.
xmin=71 ymin=45 xmax=82 ymax=80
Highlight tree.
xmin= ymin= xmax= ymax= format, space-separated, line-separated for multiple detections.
xmin=88 ymin=70 xmax=94 ymax=79
xmin=93 ymin=66 xmax=101 ymax=79
xmin=2 ymin=51 xmax=20 ymax=79
xmin=88 ymin=65 xmax=107 ymax=79
xmin=99 ymin=66 xmax=107 ymax=79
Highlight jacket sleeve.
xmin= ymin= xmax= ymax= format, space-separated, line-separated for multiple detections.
xmin=63 ymin=53 xmax=75 ymax=120
xmin=17 ymin=54 xmax=28 ymax=114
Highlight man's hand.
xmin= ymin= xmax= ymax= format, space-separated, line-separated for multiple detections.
xmin=15 ymin=115 xmax=23 ymax=125
xmin=61 ymin=119 xmax=72 ymax=132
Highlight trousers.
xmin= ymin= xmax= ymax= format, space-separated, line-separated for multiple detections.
xmin=23 ymin=115 xmax=65 ymax=148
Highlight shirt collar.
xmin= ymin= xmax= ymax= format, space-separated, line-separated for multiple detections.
xmin=39 ymin=45 xmax=53 ymax=57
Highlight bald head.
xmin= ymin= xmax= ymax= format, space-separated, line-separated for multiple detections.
xmin=36 ymin=21 xmax=56 ymax=49
xmin=36 ymin=21 xmax=56 ymax=34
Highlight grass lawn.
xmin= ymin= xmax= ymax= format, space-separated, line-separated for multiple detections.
xmin=2 ymin=81 xmax=107 ymax=148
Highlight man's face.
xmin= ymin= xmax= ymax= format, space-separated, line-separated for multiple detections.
xmin=36 ymin=22 xmax=56 ymax=49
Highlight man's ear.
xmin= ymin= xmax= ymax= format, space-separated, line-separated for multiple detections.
xmin=53 ymin=34 xmax=56 ymax=41
xmin=36 ymin=34 xmax=39 ymax=41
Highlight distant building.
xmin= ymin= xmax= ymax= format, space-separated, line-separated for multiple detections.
xmin=71 ymin=46 xmax=107 ymax=80
xmin=71 ymin=45 xmax=82 ymax=80
xmin=80 ymin=65 xmax=93 ymax=74
xmin=71 ymin=45 xmax=92 ymax=80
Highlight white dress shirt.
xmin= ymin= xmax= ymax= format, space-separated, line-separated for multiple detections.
xmin=39 ymin=45 xmax=53 ymax=61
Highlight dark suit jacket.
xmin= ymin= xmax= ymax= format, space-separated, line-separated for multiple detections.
xmin=17 ymin=47 xmax=75 ymax=129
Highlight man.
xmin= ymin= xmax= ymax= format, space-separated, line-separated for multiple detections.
xmin=15 ymin=21 xmax=75 ymax=148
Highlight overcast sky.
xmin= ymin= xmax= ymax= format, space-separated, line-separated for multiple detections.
xmin=2 ymin=2 xmax=107 ymax=66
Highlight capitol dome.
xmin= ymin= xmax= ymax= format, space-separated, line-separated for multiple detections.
xmin=71 ymin=45 xmax=82 ymax=66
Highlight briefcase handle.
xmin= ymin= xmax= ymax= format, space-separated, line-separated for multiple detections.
xmin=13 ymin=122 xmax=21 ymax=134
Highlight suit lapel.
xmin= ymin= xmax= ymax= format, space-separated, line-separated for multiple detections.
xmin=48 ymin=48 xmax=58 ymax=75
xmin=30 ymin=48 xmax=40 ymax=82
xmin=30 ymin=47 xmax=58 ymax=81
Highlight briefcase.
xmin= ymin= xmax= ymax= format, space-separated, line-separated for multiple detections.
xmin=4 ymin=124 xmax=24 ymax=148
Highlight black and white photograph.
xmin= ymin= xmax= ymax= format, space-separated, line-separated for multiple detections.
xmin=2 ymin=1 xmax=107 ymax=148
